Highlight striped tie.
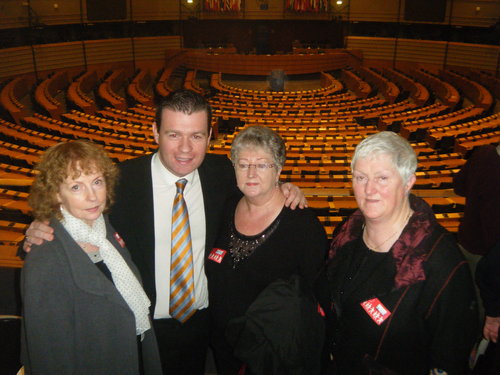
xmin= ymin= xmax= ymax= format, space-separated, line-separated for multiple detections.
xmin=169 ymin=178 xmax=196 ymax=323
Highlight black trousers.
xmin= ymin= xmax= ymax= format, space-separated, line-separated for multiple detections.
xmin=153 ymin=308 xmax=210 ymax=375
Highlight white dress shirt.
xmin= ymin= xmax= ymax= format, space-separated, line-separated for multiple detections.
xmin=151 ymin=153 xmax=209 ymax=319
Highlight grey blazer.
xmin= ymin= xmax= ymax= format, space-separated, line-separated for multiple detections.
xmin=21 ymin=216 xmax=162 ymax=375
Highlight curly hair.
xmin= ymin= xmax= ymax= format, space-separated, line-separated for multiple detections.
xmin=29 ymin=140 xmax=119 ymax=221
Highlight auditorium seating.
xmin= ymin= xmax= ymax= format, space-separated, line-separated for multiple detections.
xmin=462 ymin=69 xmax=500 ymax=99
xmin=62 ymin=110 xmax=153 ymax=139
xmin=411 ymin=69 xmax=460 ymax=108
xmin=439 ymin=69 xmax=493 ymax=110
xmin=34 ymin=70 xmax=71 ymax=120
xmin=127 ymin=69 xmax=155 ymax=107
xmin=210 ymin=71 xmax=346 ymax=99
xmin=356 ymin=66 xmax=400 ymax=104
xmin=0 ymin=59 xmax=498 ymax=268
xmin=97 ymin=69 xmax=127 ymax=110
xmin=67 ymin=70 xmax=99 ymax=115
xmin=382 ymin=68 xmax=430 ymax=106
xmin=378 ymin=103 xmax=450 ymax=131
xmin=399 ymin=105 xmax=486 ymax=141
xmin=0 ymin=76 xmax=35 ymax=125
xmin=183 ymin=70 xmax=206 ymax=94
xmin=426 ymin=112 xmax=500 ymax=149
xmin=454 ymin=130 xmax=500 ymax=154
xmin=341 ymin=69 xmax=371 ymax=98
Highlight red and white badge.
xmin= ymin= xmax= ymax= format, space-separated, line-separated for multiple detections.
xmin=114 ymin=232 xmax=126 ymax=248
xmin=360 ymin=298 xmax=391 ymax=325
xmin=208 ymin=248 xmax=227 ymax=263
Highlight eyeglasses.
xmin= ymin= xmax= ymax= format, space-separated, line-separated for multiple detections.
xmin=234 ymin=163 xmax=275 ymax=171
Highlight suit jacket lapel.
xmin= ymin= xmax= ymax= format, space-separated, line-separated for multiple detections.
xmin=198 ymin=158 xmax=222 ymax=257
xmin=126 ymin=154 xmax=156 ymax=284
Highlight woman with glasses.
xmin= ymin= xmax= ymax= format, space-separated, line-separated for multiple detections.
xmin=206 ymin=125 xmax=328 ymax=375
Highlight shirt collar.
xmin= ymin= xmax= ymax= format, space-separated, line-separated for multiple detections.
xmin=152 ymin=152 xmax=197 ymax=187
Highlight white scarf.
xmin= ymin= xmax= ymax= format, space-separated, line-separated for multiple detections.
xmin=60 ymin=207 xmax=151 ymax=337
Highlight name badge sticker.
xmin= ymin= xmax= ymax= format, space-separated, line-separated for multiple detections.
xmin=208 ymin=248 xmax=227 ymax=264
xmin=114 ymin=232 xmax=126 ymax=248
xmin=360 ymin=298 xmax=391 ymax=325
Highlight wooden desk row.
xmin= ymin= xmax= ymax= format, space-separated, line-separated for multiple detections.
xmin=411 ymin=69 xmax=460 ymax=108
xmin=382 ymin=68 xmax=430 ymax=106
xmin=67 ymin=70 xmax=98 ymax=115
xmin=0 ymin=76 xmax=34 ymax=125
xmin=399 ymin=105 xmax=485 ymax=140
xmin=440 ymin=69 xmax=493 ymax=110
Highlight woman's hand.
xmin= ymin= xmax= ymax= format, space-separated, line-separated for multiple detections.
xmin=280 ymin=182 xmax=308 ymax=209
xmin=23 ymin=220 xmax=54 ymax=252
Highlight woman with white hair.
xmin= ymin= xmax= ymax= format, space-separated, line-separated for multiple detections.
xmin=317 ymin=131 xmax=478 ymax=374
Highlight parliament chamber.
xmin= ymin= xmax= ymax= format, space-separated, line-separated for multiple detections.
xmin=0 ymin=5 xmax=499 ymax=363
xmin=1 ymin=45 xmax=499 ymax=268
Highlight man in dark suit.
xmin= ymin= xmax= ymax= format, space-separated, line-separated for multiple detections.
xmin=108 ymin=89 xmax=237 ymax=374
xmin=24 ymin=89 xmax=304 ymax=374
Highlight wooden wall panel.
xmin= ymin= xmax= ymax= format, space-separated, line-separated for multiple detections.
xmin=347 ymin=36 xmax=499 ymax=73
xmin=0 ymin=36 xmax=497 ymax=79
xmin=183 ymin=51 xmax=349 ymax=75
xmin=134 ymin=36 xmax=182 ymax=60
xmin=0 ymin=47 xmax=35 ymax=78
xmin=33 ymin=42 xmax=85 ymax=71
xmin=395 ymin=39 xmax=447 ymax=65
xmin=446 ymin=43 xmax=499 ymax=72
xmin=346 ymin=37 xmax=396 ymax=61
xmin=0 ymin=37 xmax=182 ymax=79
xmin=84 ymin=38 xmax=134 ymax=65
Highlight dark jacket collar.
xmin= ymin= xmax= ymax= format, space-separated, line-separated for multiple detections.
xmin=328 ymin=194 xmax=439 ymax=289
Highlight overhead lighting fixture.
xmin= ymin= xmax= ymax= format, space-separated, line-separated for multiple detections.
xmin=336 ymin=0 xmax=343 ymax=4
xmin=187 ymin=0 xmax=193 ymax=3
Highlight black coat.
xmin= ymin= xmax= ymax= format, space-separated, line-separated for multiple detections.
xmin=317 ymin=196 xmax=478 ymax=374
xmin=226 ymin=274 xmax=325 ymax=375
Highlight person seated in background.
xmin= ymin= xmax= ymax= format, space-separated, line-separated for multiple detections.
xmin=206 ymin=126 xmax=328 ymax=375
xmin=21 ymin=140 xmax=162 ymax=375
xmin=316 ymin=131 xmax=478 ymax=375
